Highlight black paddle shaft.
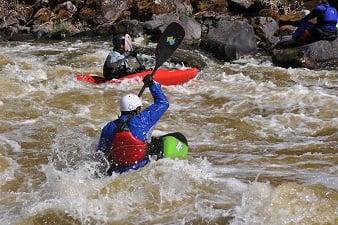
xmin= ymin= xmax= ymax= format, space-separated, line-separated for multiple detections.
xmin=138 ymin=22 xmax=185 ymax=97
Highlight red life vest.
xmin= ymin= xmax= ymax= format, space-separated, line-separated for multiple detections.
xmin=110 ymin=120 xmax=147 ymax=167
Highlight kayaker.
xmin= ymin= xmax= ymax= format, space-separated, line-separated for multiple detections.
xmin=96 ymin=75 xmax=188 ymax=175
xmin=274 ymin=0 xmax=337 ymax=49
xmin=103 ymin=34 xmax=146 ymax=80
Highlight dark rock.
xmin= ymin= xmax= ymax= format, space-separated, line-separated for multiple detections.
xmin=0 ymin=10 xmax=20 ymax=29
xmin=17 ymin=5 xmax=34 ymax=23
xmin=229 ymin=0 xmax=255 ymax=9
xmin=144 ymin=13 xmax=201 ymax=46
xmin=202 ymin=16 xmax=257 ymax=61
xmin=258 ymin=9 xmax=279 ymax=21
xmin=54 ymin=1 xmax=77 ymax=15
xmin=190 ymin=0 xmax=228 ymax=13
xmin=277 ymin=25 xmax=297 ymax=36
xmin=112 ymin=19 xmax=144 ymax=37
xmin=101 ymin=0 xmax=131 ymax=23
xmin=272 ymin=39 xmax=338 ymax=69
xmin=278 ymin=11 xmax=305 ymax=26
xmin=252 ymin=16 xmax=278 ymax=43
xmin=0 ymin=31 xmax=7 ymax=41
xmin=178 ymin=15 xmax=201 ymax=46
xmin=31 ymin=7 xmax=53 ymax=25
xmin=31 ymin=24 xmax=50 ymax=39
xmin=94 ymin=19 xmax=143 ymax=37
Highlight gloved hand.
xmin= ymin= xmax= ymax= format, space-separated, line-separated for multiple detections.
xmin=143 ymin=74 xmax=154 ymax=87
xmin=129 ymin=50 xmax=137 ymax=57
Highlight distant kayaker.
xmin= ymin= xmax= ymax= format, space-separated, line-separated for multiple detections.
xmin=103 ymin=34 xmax=146 ymax=80
xmin=96 ymin=75 xmax=188 ymax=174
xmin=274 ymin=0 xmax=337 ymax=49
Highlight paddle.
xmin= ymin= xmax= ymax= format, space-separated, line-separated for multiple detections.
xmin=138 ymin=22 xmax=185 ymax=97
xmin=124 ymin=34 xmax=143 ymax=66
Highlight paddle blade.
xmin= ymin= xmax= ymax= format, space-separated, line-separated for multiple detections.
xmin=154 ymin=22 xmax=185 ymax=69
xmin=138 ymin=22 xmax=185 ymax=97
xmin=124 ymin=34 xmax=133 ymax=52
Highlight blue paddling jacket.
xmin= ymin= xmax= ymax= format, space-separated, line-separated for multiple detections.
xmin=97 ymin=82 xmax=169 ymax=173
xmin=302 ymin=2 xmax=338 ymax=31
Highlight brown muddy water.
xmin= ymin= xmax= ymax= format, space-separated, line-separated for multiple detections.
xmin=0 ymin=39 xmax=337 ymax=225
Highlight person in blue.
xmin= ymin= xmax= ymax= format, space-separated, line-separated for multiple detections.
xmin=96 ymin=75 xmax=188 ymax=175
xmin=103 ymin=34 xmax=145 ymax=80
xmin=274 ymin=0 xmax=337 ymax=49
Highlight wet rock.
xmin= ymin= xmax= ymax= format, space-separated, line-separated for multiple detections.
xmin=228 ymin=0 xmax=255 ymax=9
xmin=272 ymin=39 xmax=338 ymax=69
xmin=277 ymin=25 xmax=296 ymax=36
xmin=31 ymin=24 xmax=50 ymax=39
xmin=33 ymin=0 xmax=50 ymax=9
xmin=32 ymin=7 xmax=54 ymax=25
xmin=190 ymin=0 xmax=228 ymax=13
xmin=78 ymin=6 xmax=96 ymax=23
xmin=112 ymin=19 xmax=144 ymax=37
xmin=252 ymin=16 xmax=278 ymax=44
xmin=144 ymin=13 xmax=201 ymax=46
xmin=94 ymin=19 xmax=143 ymax=37
xmin=0 ymin=31 xmax=7 ymax=41
xmin=132 ymin=0 xmax=193 ymax=21
xmin=202 ymin=16 xmax=257 ymax=61
xmin=55 ymin=9 xmax=73 ymax=21
xmin=258 ymin=9 xmax=279 ymax=21
xmin=135 ymin=45 xmax=207 ymax=69
xmin=278 ymin=11 xmax=305 ymax=26
xmin=101 ymin=0 xmax=132 ymax=23
xmin=178 ymin=15 xmax=201 ymax=46
xmin=17 ymin=5 xmax=34 ymax=23
xmin=54 ymin=1 xmax=77 ymax=15
xmin=0 ymin=10 xmax=20 ymax=29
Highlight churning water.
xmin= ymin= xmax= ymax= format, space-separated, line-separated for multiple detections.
xmin=0 ymin=39 xmax=337 ymax=225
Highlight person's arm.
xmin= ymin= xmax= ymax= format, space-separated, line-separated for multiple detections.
xmin=97 ymin=121 xmax=117 ymax=156
xmin=301 ymin=4 xmax=324 ymax=22
xmin=137 ymin=82 xmax=169 ymax=130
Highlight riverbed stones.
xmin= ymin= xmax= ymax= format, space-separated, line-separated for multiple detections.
xmin=272 ymin=39 xmax=338 ymax=69
xmin=202 ymin=16 xmax=257 ymax=61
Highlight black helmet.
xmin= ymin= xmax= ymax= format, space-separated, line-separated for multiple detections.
xmin=112 ymin=34 xmax=125 ymax=47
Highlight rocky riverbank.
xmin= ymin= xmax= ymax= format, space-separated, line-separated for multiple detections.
xmin=1 ymin=0 xmax=337 ymax=69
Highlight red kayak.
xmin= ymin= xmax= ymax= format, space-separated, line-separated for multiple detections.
xmin=75 ymin=68 xmax=199 ymax=86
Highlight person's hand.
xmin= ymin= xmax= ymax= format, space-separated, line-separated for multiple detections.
xmin=130 ymin=50 xmax=137 ymax=57
xmin=143 ymin=74 xmax=154 ymax=87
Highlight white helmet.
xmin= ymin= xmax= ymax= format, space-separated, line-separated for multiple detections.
xmin=120 ymin=94 xmax=142 ymax=112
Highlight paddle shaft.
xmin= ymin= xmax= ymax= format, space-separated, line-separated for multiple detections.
xmin=138 ymin=67 xmax=158 ymax=97
xmin=138 ymin=22 xmax=185 ymax=97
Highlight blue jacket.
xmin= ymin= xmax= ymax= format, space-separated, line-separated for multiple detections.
xmin=302 ymin=3 xmax=338 ymax=31
xmin=97 ymin=82 xmax=169 ymax=157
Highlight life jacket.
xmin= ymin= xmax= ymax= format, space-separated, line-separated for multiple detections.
xmin=110 ymin=118 xmax=147 ymax=167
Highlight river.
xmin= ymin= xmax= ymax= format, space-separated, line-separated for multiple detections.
xmin=0 ymin=39 xmax=337 ymax=225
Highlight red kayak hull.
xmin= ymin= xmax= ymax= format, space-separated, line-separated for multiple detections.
xmin=75 ymin=68 xmax=199 ymax=86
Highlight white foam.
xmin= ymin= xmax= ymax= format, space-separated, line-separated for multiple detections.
xmin=0 ymin=136 xmax=22 ymax=152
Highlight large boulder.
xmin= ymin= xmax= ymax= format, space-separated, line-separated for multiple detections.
xmin=132 ymin=0 xmax=193 ymax=21
xmin=252 ymin=16 xmax=279 ymax=49
xmin=101 ymin=0 xmax=132 ymax=23
xmin=190 ymin=0 xmax=227 ymax=13
xmin=202 ymin=16 xmax=257 ymax=61
xmin=272 ymin=39 xmax=338 ymax=69
xmin=144 ymin=14 xmax=201 ymax=46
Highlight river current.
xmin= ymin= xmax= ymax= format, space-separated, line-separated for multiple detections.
xmin=0 ymin=39 xmax=337 ymax=225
